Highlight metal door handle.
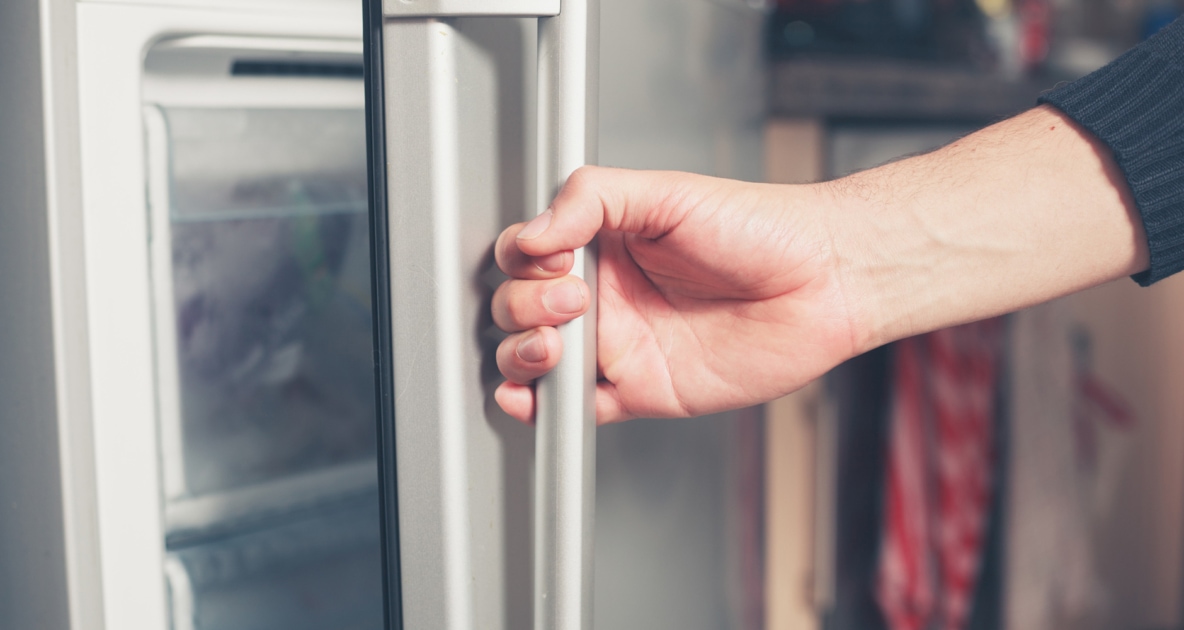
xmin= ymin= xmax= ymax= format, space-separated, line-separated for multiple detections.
xmin=534 ymin=4 xmax=599 ymax=630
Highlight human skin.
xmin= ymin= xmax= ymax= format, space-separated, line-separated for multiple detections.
xmin=491 ymin=104 xmax=1150 ymax=424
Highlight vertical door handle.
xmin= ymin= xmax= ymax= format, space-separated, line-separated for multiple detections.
xmin=371 ymin=1 xmax=598 ymax=628
xmin=534 ymin=3 xmax=599 ymax=630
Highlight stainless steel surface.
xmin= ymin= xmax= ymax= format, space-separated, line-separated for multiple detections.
xmin=597 ymin=0 xmax=765 ymax=181
xmin=593 ymin=414 xmax=752 ymax=630
xmin=534 ymin=1 xmax=598 ymax=629
xmin=0 ymin=0 xmax=103 ymax=627
xmin=381 ymin=5 xmax=599 ymax=627
xmin=379 ymin=2 xmax=765 ymax=629
xmin=384 ymin=0 xmax=559 ymax=17
xmin=592 ymin=2 xmax=766 ymax=628
xmin=382 ymin=16 xmax=537 ymax=630
xmin=385 ymin=22 xmax=472 ymax=627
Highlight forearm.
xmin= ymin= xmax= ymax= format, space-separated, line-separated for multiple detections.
xmin=826 ymin=105 xmax=1149 ymax=353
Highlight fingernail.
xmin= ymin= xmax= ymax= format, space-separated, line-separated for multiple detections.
xmin=516 ymin=333 xmax=547 ymax=363
xmin=534 ymin=251 xmax=567 ymax=273
xmin=517 ymin=209 xmax=552 ymax=240
xmin=543 ymin=281 xmax=585 ymax=315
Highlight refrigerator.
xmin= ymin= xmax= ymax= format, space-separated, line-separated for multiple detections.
xmin=0 ymin=0 xmax=766 ymax=628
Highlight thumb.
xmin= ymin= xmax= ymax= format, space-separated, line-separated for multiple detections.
xmin=515 ymin=166 xmax=693 ymax=257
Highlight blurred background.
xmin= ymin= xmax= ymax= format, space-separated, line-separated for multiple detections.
xmin=757 ymin=2 xmax=1184 ymax=630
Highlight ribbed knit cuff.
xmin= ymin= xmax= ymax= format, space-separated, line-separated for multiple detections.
xmin=1038 ymin=18 xmax=1184 ymax=286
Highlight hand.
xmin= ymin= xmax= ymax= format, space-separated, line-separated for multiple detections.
xmin=491 ymin=108 xmax=1149 ymax=425
xmin=491 ymin=166 xmax=863 ymax=424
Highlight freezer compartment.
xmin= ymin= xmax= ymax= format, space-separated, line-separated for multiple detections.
xmin=148 ymin=105 xmax=377 ymax=499
xmin=141 ymin=37 xmax=386 ymax=630
xmin=165 ymin=496 xmax=383 ymax=630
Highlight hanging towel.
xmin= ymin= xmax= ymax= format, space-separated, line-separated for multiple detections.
xmin=876 ymin=319 xmax=1005 ymax=630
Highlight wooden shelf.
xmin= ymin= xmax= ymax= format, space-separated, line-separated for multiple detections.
xmin=769 ymin=57 xmax=1055 ymax=122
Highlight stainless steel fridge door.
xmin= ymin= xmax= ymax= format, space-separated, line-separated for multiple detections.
xmin=363 ymin=1 xmax=598 ymax=629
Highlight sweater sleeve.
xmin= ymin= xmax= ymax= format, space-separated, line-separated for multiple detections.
xmin=1037 ymin=17 xmax=1184 ymax=286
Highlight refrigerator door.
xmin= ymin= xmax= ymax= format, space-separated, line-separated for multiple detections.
xmin=364 ymin=1 xmax=597 ymax=628
xmin=142 ymin=37 xmax=384 ymax=630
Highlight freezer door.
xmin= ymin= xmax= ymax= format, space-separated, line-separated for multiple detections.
xmin=363 ymin=1 xmax=598 ymax=629
xmin=141 ymin=38 xmax=385 ymax=630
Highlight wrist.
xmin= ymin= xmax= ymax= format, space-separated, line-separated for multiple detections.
xmin=815 ymin=176 xmax=928 ymax=356
xmin=818 ymin=106 xmax=1149 ymax=357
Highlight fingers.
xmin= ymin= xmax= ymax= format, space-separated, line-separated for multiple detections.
xmin=495 ymin=381 xmax=535 ymax=423
xmin=493 ymin=166 xmax=715 ymax=426
xmin=496 ymin=165 xmax=709 ymax=278
xmin=491 ymin=277 xmax=589 ymax=333
xmin=495 ymin=222 xmax=573 ymax=280
xmin=495 ymin=378 xmax=636 ymax=426
xmin=497 ymin=327 xmax=563 ymax=386
xmin=513 ymin=166 xmax=701 ymax=258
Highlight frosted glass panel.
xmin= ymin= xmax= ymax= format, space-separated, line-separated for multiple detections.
xmin=162 ymin=107 xmax=375 ymax=496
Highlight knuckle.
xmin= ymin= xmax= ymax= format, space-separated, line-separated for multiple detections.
xmin=565 ymin=165 xmax=598 ymax=194
xmin=503 ymin=281 xmax=540 ymax=330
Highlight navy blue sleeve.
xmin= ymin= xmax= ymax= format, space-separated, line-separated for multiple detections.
xmin=1038 ymin=17 xmax=1184 ymax=286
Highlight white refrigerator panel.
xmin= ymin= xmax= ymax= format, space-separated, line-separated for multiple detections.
xmin=75 ymin=4 xmax=366 ymax=629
